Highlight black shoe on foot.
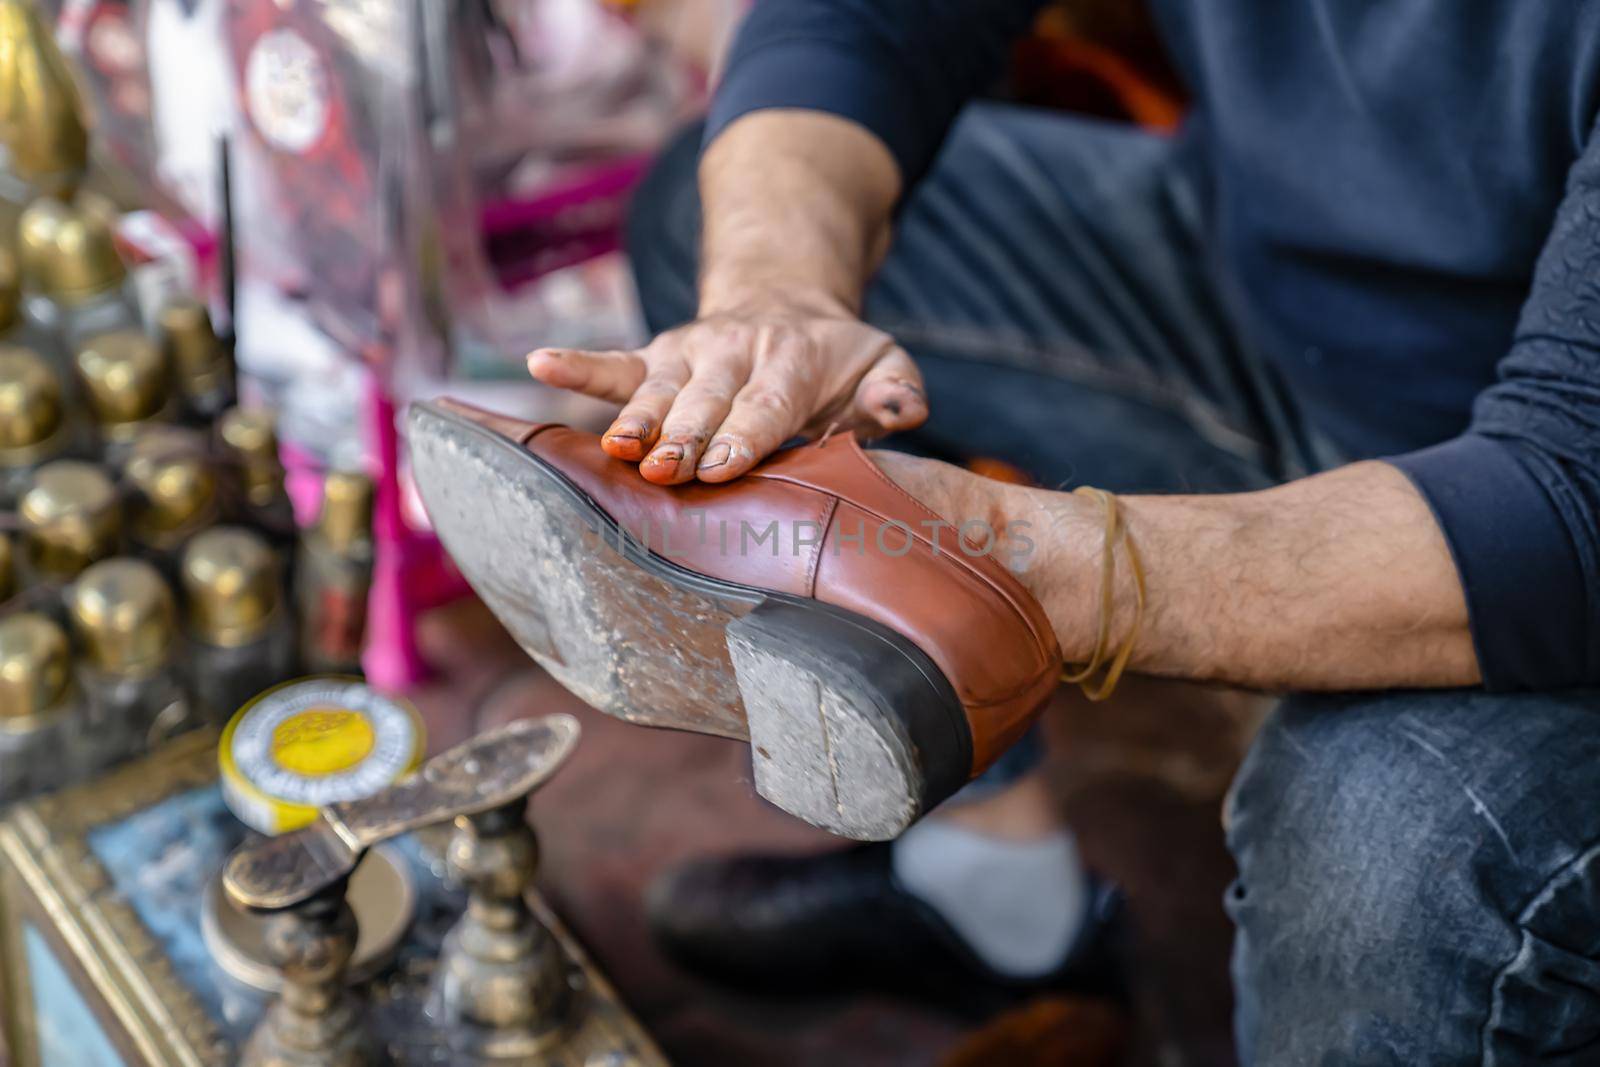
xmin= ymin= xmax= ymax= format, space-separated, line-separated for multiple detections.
xmin=646 ymin=843 xmax=1128 ymax=1016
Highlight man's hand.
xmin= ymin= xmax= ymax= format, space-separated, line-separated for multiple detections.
xmin=528 ymin=109 xmax=912 ymax=485
xmin=528 ymin=304 xmax=926 ymax=485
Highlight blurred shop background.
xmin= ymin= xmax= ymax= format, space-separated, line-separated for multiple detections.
xmin=0 ymin=1 xmax=1257 ymax=1064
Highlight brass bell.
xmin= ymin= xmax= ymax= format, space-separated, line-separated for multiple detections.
xmin=0 ymin=343 xmax=62 ymax=462
xmin=66 ymin=558 xmax=178 ymax=677
xmin=75 ymin=328 xmax=169 ymax=441
xmin=18 ymin=194 xmax=126 ymax=304
xmin=0 ymin=611 xmax=70 ymax=719
xmin=124 ymin=427 xmax=218 ymax=550
xmin=181 ymin=526 xmax=280 ymax=648
xmin=0 ymin=0 xmax=88 ymax=199
xmin=19 ymin=459 xmax=119 ymax=580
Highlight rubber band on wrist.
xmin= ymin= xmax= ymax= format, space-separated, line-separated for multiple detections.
xmin=1059 ymin=487 xmax=1146 ymax=702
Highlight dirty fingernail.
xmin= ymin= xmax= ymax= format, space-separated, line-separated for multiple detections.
xmin=605 ymin=421 xmax=646 ymax=441
xmin=648 ymin=444 xmax=684 ymax=466
xmin=882 ymin=383 xmax=925 ymax=416
xmin=698 ymin=442 xmax=732 ymax=470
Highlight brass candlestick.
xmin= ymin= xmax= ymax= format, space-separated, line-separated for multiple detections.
xmin=427 ymin=801 xmax=572 ymax=1060
xmin=223 ymin=715 xmax=580 ymax=1067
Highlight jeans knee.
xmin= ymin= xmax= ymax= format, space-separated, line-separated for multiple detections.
xmin=1225 ymin=692 xmax=1481 ymax=956
xmin=1222 ymin=690 xmax=1559 ymax=1064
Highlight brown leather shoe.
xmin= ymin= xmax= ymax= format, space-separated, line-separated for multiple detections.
xmin=408 ymin=399 xmax=1061 ymax=839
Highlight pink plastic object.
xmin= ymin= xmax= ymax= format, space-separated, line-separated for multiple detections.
xmin=480 ymin=154 xmax=652 ymax=289
xmin=277 ymin=379 xmax=470 ymax=691
xmin=359 ymin=382 xmax=469 ymax=690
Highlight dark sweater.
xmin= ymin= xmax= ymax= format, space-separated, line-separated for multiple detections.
xmin=705 ymin=0 xmax=1600 ymax=691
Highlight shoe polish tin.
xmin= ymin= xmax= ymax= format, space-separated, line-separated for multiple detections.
xmin=217 ymin=676 xmax=424 ymax=836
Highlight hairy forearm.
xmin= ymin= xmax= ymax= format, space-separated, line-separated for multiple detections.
xmin=698 ymin=110 xmax=901 ymax=317
xmin=1022 ymin=461 xmax=1480 ymax=691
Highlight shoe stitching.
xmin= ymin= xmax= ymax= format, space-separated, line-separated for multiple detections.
xmin=804 ymin=495 xmax=840 ymax=598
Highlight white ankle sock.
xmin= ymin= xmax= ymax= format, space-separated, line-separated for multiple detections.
xmin=890 ymin=820 xmax=1088 ymax=978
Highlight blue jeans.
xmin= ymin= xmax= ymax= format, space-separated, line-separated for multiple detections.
xmin=628 ymin=105 xmax=1600 ymax=1063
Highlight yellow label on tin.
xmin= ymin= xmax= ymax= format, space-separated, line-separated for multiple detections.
xmin=270 ymin=707 xmax=376 ymax=775
xmin=219 ymin=677 xmax=424 ymax=836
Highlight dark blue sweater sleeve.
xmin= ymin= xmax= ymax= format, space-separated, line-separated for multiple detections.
xmin=704 ymin=0 xmax=1049 ymax=185
xmin=1389 ymin=128 xmax=1600 ymax=690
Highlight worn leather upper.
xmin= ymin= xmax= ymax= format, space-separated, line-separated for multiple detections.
xmin=436 ymin=399 xmax=1062 ymax=773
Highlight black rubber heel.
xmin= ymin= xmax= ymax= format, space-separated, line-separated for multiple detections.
xmin=727 ymin=600 xmax=972 ymax=840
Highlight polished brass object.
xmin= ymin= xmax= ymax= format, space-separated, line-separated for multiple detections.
xmin=221 ymin=407 xmax=289 ymax=507
xmin=17 ymin=194 xmax=125 ymax=303
xmin=66 ymin=555 xmax=190 ymax=762
xmin=16 ymin=196 xmax=58 ymax=294
xmin=224 ymin=716 xmax=580 ymax=1067
xmin=202 ymin=845 xmax=416 ymax=994
xmin=0 ymin=611 xmax=79 ymax=802
xmin=75 ymin=328 xmax=170 ymax=446
xmin=0 ymin=344 xmax=66 ymax=507
xmin=297 ymin=472 xmax=374 ymax=675
xmin=219 ymin=407 xmax=297 ymax=546
xmin=0 ymin=533 xmax=13 ymax=602
xmin=19 ymin=459 xmax=118 ymax=580
xmin=0 ymin=244 xmax=20 ymax=331
xmin=0 ymin=344 xmax=62 ymax=463
xmin=0 ymin=0 xmax=88 ymax=198
xmin=428 ymin=802 xmax=571 ymax=1060
xmin=66 ymin=558 xmax=177 ymax=677
xmin=124 ymin=426 xmax=219 ymax=552
xmin=238 ymin=884 xmax=379 ymax=1067
xmin=316 ymin=472 xmax=373 ymax=556
xmin=181 ymin=526 xmax=296 ymax=724
xmin=182 ymin=525 xmax=280 ymax=647
xmin=0 ymin=611 xmax=69 ymax=719
xmin=0 ymin=727 xmax=667 ymax=1066
xmin=160 ymin=296 xmax=235 ymax=420
xmin=225 ymin=716 xmax=580 ymax=911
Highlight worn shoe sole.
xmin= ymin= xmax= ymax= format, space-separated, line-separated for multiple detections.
xmin=408 ymin=402 xmax=972 ymax=840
